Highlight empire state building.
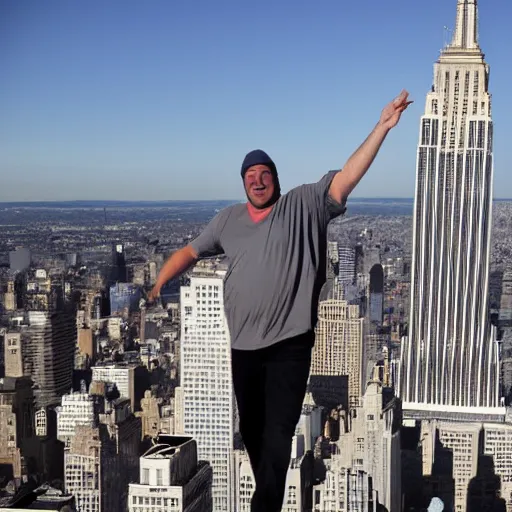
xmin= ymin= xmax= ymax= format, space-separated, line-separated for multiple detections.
xmin=399 ymin=0 xmax=504 ymax=419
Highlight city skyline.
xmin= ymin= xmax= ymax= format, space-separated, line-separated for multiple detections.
xmin=399 ymin=0 xmax=503 ymax=418
xmin=1 ymin=0 xmax=511 ymax=201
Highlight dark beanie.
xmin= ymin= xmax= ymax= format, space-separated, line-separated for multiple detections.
xmin=240 ymin=149 xmax=278 ymax=179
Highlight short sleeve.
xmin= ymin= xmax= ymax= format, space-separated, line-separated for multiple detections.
xmin=299 ymin=170 xmax=347 ymax=226
xmin=189 ymin=210 xmax=227 ymax=258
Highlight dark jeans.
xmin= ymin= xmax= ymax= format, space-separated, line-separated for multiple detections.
xmin=231 ymin=331 xmax=314 ymax=512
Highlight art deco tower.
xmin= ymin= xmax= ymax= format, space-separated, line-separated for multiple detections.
xmin=399 ymin=0 xmax=503 ymax=417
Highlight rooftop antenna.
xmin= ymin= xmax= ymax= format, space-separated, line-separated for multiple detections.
xmin=443 ymin=25 xmax=452 ymax=50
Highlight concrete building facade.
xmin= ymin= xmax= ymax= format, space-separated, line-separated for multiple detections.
xmin=180 ymin=263 xmax=234 ymax=512
xmin=128 ymin=435 xmax=212 ymax=512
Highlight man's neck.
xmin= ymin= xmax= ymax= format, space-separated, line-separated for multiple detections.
xmin=246 ymin=202 xmax=273 ymax=223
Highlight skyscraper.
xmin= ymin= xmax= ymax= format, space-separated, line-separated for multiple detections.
xmin=5 ymin=311 xmax=76 ymax=409
xmin=111 ymin=243 xmax=127 ymax=284
xmin=368 ymin=263 xmax=384 ymax=324
xmin=399 ymin=0 xmax=503 ymax=418
xmin=180 ymin=262 xmax=234 ymax=512
xmin=312 ymin=285 xmax=364 ymax=410
xmin=338 ymin=246 xmax=356 ymax=286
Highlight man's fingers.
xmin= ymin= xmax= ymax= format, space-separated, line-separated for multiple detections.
xmin=396 ymin=100 xmax=413 ymax=113
xmin=393 ymin=90 xmax=411 ymax=108
xmin=394 ymin=90 xmax=408 ymax=104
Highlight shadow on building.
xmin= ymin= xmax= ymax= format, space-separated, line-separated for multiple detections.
xmin=401 ymin=423 xmax=455 ymax=511
xmin=308 ymin=375 xmax=349 ymax=418
xmin=467 ymin=454 xmax=507 ymax=512
xmin=22 ymin=406 xmax=65 ymax=483
xmin=72 ymin=369 xmax=92 ymax=392
xmin=489 ymin=270 xmax=504 ymax=312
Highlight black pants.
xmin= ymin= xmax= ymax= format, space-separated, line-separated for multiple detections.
xmin=231 ymin=331 xmax=314 ymax=512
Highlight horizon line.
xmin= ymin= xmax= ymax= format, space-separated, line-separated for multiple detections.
xmin=1 ymin=197 xmax=512 ymax=205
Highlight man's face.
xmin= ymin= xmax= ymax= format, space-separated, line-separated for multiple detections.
xmin=244 ymin=164 xmax=276 ymax=209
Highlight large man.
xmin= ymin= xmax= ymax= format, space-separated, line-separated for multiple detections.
xmin=149 ymin=90 xmax=411 ymax=511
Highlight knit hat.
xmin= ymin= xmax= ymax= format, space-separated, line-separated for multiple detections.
xmin=240 ymin=149 xmax=278 ymax=180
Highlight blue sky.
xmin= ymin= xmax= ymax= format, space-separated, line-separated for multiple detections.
xmin=1 ymin=0 xmax=510 ymax=201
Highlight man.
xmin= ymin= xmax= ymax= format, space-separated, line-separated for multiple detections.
xmin=149 ymin=90 xmax=412 ymax=511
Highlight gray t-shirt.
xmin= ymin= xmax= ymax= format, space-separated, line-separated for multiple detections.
xmin=190 ymin=171 xmax=346 ymax=350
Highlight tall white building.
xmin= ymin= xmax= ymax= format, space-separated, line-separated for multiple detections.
xmin=180 ymin=262 xmax=234 ymax=512
xmin=399 ymin=0 xmax=504 ymax=419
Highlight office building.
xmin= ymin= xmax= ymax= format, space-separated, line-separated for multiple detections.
xmin=111 ymin=243 xmax=127 ymax=284
xmin=313 ymin=374 xmax=401 ymax=512
xmin=499 ymin=271 xmax=512 ymax=327
xmin=482 ymin=424 xmax=512 ymax=511
xmin=399 ymin=0 xmax=504 ymax=419
xmin=180 ymin=262 xmax=234 ymax=512
xmin=128 ymin=434 xmax=213 ymax=512
xmin=337 ymin=247 xmax=355 ymax=286
xmin=91 ymin=363 xmax=149 ymax=412
xmin=313 ymin=464 xmax=376 ymax=512
xmin=56 ymin=388 xmax=96 ymax=446
xmin=0 ymin=376 xmax=34 ymax=480
xmin=312 ymin=286 xmax=364 ymax=409
xmin=5 ymin=311 xmax=76 ymax=409
xmin=368 ymin=263 xmax=384 ymax=325
xmin=64 ymin=396 xmax=140 ymax=512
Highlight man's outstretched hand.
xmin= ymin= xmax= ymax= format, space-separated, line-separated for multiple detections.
xmin=147 ymin=286 xmax=161 ymax=304
xmin=379 ymin=90 xmax=413 ymax=130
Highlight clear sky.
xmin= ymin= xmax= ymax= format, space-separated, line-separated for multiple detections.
xmin=1 ymin=0 xmax=510 ymax=201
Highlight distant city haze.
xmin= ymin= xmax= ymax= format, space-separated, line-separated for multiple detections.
xmin=1 ymin=0 xmax=511 ymax=201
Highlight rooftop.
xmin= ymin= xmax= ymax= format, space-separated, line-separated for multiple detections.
xmin=142 ymin=435 xmax=194 ymax=459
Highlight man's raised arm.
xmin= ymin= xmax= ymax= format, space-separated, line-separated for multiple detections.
xmin=148 ymin=207 xmax=227 ymax=301
xmin=328 ymin=90 xmax=412 ymax=204
xmin=148 ymin=244 xmax=198 ymax=301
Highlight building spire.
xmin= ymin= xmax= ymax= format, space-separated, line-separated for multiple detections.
xmin=450 ymin=0 xmax=479 ymax=49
